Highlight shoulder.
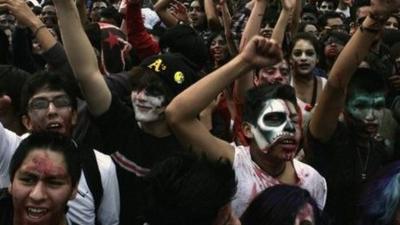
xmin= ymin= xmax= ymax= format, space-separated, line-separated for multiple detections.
xmin=93 ymin=150 xmax=116 ymax=174
xmin=294 ymin=159 xmax=326 ymax=184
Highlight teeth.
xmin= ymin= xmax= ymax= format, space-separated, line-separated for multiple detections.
xmin=27 ymin=207 xmax=47 ymax=218
xmin=48 ymin=123 xmax=61 ymax=128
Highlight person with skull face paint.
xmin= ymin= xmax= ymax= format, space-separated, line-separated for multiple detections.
xmin=166 ymin=36 xmax=327 ymax=217
xmin=305 ymin=0 xmax=400 ymax=223
xmin=52 ymin=0 xmax=198 ymax=224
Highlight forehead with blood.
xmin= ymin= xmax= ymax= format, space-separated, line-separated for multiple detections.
xmin=23 ymin=150 xmax=67 ymax=178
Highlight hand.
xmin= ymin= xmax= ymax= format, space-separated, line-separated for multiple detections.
xmin=281 ymin=0 xmax=296 ymax=12
xmin=240 ymin=36 xmax=282 ymax=68
xmin=169 ymin=0 xmax=189 ymax=23
xmin=0 ymin=0 xmax=41 ymax=28
xmin=370 ymin=0 xmax=400 ymax=17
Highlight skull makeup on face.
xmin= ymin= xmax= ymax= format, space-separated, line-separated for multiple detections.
xmin=250 ymin=99 xmax=300 ymax=155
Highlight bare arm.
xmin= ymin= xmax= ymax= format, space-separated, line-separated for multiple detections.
xmin=154 ymin=0 xmax=179 ymax=27
xmin=309 ymin=0 xmax=400 ymax=142
xmin=1 ymin=0 xmax=56 ymax=52
xmin=270 ymin=0 xmax=295 ymax=45
xmin=220 ymin=0 xmax=237 ymax=56
xmin=166 ymin=36 xmax=282 ymax=162
xmin=204 ymin=0 xmax=222 ymax=30
xmin=234 ymin=0 xmax=268 ymax=105
xmin=53 ymin=0 xmax=111 ymax=116
xmin=76 ymin=0 xmax=89 ymax=27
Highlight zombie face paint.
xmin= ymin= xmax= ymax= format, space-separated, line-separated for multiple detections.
xmin=291 ymin=39 xmax=318 ymax=76
xmin=345 ymin=91 xmax=385 ymax=137
xmin=9 ymin=149 xmax=75 ymax=225
xmin=131 ymin=89 xmax=166 ymax=122
xmin=250 ymin=99 xmax=301 ymax=160
xmin=256 ymin=60 xmax=290 ymax=85
xmin=319 ymin=1 xmax=335 ymax=13
xmin=294 ymin=203 xmax=315 ymax=225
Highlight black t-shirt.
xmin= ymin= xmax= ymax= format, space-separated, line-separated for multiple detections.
xmin=305 ymin=122 xmax=389 ymax=225
xmin=94 ymin=95 xmax=184 ymax=225
xmin=0 ymin=188 xmax=12 ymax=225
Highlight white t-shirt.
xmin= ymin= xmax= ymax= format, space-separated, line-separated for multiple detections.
xmin=0 ymin=123 xmax=120 ymax=225
xmin=231 ymin=144 xmax=327 ymax=216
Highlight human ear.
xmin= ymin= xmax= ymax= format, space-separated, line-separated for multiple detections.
xmin=21 ymin=115 xmax=33 ymax=131
xmin=242 ymin=122 xmax=254 ymax=139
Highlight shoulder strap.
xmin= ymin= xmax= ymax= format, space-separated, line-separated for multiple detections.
xmin=79 ymin=143 xmax=104 ymax=225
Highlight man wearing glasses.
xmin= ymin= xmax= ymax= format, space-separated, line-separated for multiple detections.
xmin=0 ymin=71 xmax=120 ymax=225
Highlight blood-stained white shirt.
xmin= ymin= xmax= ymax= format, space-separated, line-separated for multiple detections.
xmin=232 ymin=144 xmax=327 ymax=216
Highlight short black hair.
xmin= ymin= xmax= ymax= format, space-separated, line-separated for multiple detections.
xmin=0 ymin=65 xmax=31 ymax=115
xmin=9 ymin=131 xmax=81 ymax=187
xmin=128 ymin=66 xmax=174 ymax=105
xmin=318 ymin=11 xmax=344 ymax=28
xmin=144 ymin=153 xmax=237 ymax=225
xmin=241 ymin=184 xmax=326 ymax=225
xmin=346 ymin=68 xmax=388 ymax=102
xmin=243 ymin=84 xmax=298 ymax=125
xmin=20 ymin=70 xmax=78 ymax=116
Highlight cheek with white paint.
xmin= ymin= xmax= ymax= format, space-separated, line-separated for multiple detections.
xmin=131 ymin=91 xmax=166 ymax=122
xmin=250 ymin=125 xmax=271 ymax=153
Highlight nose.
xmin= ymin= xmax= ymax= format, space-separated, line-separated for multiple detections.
xmin=283 ymin=120 xmax=296 ymax=132
xmin=272 ymin=71 xmax=284 ymax=83
xmin=29 ymin=182 xmax=47 ymax=202
xmin=47 ymin=102 xmax=58 ymax=113
xmin=365 ymin=109 xmax=376 ymax=121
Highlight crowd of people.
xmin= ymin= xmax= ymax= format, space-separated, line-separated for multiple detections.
xmin=0 ymin=0 xmax=399 ymax=224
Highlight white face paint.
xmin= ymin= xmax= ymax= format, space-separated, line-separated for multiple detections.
xmin=250 ymin=99 xmax=300 ymax=159
xmin=291 ymin=39 xmax=318 ymax=76
xmin=131 ymin=90 xmax=166 ymax=122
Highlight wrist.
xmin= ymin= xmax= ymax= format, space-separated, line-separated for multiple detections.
xmin=29 ymin=20 xmax=45 ymax=33
xmin=361 ymin=15 xmax=384 ymax=31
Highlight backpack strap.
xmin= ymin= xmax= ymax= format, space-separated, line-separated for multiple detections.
xmin=79 ymin=143 xmax=104 ymax=225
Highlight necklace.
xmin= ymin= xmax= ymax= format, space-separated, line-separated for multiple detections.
xmin=356 ymin=142 xmax=371 ymax=181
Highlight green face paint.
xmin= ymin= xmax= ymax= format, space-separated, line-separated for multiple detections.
xmin=346 ymin=91 xmax=385 ymax=136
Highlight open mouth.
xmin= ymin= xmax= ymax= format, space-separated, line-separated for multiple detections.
xmin=27 ymin=207 xmax=48 ymax=219
xmin=298 ymin=64 xmax=310 ymax=70
xmin=46 ymin=122 xmax=62 ymax=131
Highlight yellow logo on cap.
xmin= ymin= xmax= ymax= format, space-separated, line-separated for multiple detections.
xmin=174 ymin=71 xmax=185 ymax=84
xmin=148 ymin=59 xmax=167 ymax=72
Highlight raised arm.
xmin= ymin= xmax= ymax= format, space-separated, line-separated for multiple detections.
xmin=166 ymin=36 xmax=282 ymax=162
xmin=309 ymin=0 xmax=400 ymax=142
xmin=53 ymin=0 xmax=111 ymax=116
xmin=270 ymin=0 xmax=296 ymax=45
xmin=204 ymin=0 xmax=222 ymax=30
xmin=154 ymin=0 xmax=179 ymax=27
xmin=234 ymin=0 xmax=268 ymax=104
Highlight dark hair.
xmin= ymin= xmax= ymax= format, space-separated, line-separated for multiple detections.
xmin=99 ymin=6 xmax=123 ymax=27
xmin=20 ymin=70 xmax=78 ymax=116
xmin=144 ymin=153 xmax=237 ymax=225
xmin=346 ymin=68 xmax=388 ymax=102
xmin=243 ymin=84 xmax=298 ymax=124
xmin=358 ymin=161 xmax=400 ymax=225
xmin=85 ymin=23 xmax=102 ymax=52
xmin=9 ymin=131 xmax=81 ymax=187
xmin=41 ymin=0 xmax=54 ymax=7
xmin=290 ymin=32 xmax=322 ymax=60
xmin=317 ymin=0 xmax=338 ymax=10
xmin=0 ymin=65 xmax=31 ymax=115
xmin=128 ymin=66 xmax=174 ymax=105
xmin=298 ymin=22 xmax=320 ymax=33
xmin=241 ymin=185 xmax=326 ymax=225
xmin=89 ymin=0 xmax=110 ymax=11
xmin=302 ymin=4 xmax=319 ymax=17
xmin=318 ymin=11 xmax=344 ymax=28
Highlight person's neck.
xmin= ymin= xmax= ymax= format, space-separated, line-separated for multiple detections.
xmin=294 ymin=73 xmax=314 ymax=83
xmin=139 ymin=118 xmax=171 ymax=137
xmin=250 ymin=147 xmax=287 ymax=177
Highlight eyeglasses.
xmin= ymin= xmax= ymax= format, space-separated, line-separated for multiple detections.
xmin=29 ymin=96 xmax=72 ymax=110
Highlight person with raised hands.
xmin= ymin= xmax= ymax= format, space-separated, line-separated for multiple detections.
xmin=305 ymin=0 xmax=400 ymax=224
xmin=166 ymin=36 xmax=327 ymax=216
